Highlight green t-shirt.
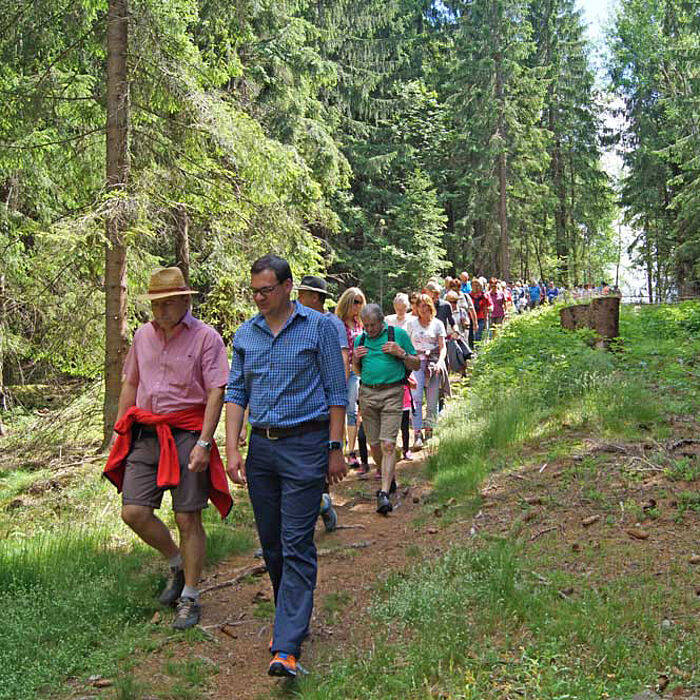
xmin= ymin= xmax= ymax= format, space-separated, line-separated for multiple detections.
xmin=354 ymin=324 xmax=416 ymax=385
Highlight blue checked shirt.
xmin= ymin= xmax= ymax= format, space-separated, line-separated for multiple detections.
xmin=225 ymin=301 xmax=347 ymax=428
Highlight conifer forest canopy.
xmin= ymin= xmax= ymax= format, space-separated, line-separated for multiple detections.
xmin=1 ymin=0 xmax=699 ymax=434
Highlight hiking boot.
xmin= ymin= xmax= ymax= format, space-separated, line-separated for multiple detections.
xmin=268 ymin=652 xmax=298 ymax=678
xmin=172 ymin=596 xmax=200 ymax=630
xmin=320 ymin=493 xmax=338 ymax=533
xmin=413 ymin=433 xmax=423 ymax=451
xmin=356 ymin=463 xmax=370 ymax=478
xmin=376 ymin=490 xmax=393 ymax=515
xmin=424 ymin=429 xmax=433 ymax=443
xmin=158 ymin=567 xmax=185 ymax=607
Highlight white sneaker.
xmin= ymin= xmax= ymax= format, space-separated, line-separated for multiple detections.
xmin=413 ymin=434 xmax=424 ymax=450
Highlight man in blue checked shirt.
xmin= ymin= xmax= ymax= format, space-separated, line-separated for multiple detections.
xmin=224 ymin=255 xmax=347 ymax=679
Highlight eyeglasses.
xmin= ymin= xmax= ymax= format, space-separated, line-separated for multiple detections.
xmin=353 ymin=298 xmax=363 ymax=305
xmin=250 ymin=282 xmax=281 ymax=298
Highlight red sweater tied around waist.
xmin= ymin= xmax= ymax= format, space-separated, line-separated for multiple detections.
xmin=104 ymin=406 xmax=233 ymax=519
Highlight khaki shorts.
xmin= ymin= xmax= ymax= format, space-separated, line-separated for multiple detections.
xmin=122 ymin=428 xmax=209 ymax=512
xmin=359 ymin=384 xmax=404 ymax=446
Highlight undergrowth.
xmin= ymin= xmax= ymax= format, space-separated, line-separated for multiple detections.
xmin=299 ymin=301 xmax=700 ymax=699
xmin=0 ymin=420 xmax=252 ymax=699
xmin=299 ymin=540 xmax=699 ymax=699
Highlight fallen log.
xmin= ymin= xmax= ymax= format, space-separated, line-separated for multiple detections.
xmin=200 ymin=563 xmax=267 ymax=595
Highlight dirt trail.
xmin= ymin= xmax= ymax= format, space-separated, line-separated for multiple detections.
xmin=99 ymin=426 xmax=700 ymax=698
xmin=137 ymin=455 xmax=444 ymax=699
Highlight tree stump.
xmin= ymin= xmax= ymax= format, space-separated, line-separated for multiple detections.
xmin=560 ymin=296 xmax=620 ymax=350
xmin=590 ymin=296 xmax=620 ymax=349
xmin=560 ymin=304 xmax=590 ymax=331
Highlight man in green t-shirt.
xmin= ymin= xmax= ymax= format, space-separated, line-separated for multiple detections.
xmin=353 ymin=304 xmax=420 ymax=514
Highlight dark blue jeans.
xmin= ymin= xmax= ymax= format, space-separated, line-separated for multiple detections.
xmin=246 ymin=426 xmax=328 ymax=658
xmin=475 ymin=318 xmax=486 ymax=341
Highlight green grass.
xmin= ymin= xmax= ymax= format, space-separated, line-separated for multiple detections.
xmin=299 ymin=301 xmax=700 ymax=698
xmin=0 ymin=531 xmax=159 ymax=699
xmin=297 ymin=540 xmax=700 ymax=699
xmin=0 ymin=443 xmax=253 ymax=699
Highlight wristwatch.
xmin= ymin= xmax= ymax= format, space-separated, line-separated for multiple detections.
xmin=196 ymin=439 xmax=212 ymax=450
xmin=327 ymin=440 xmax=343 ymax=451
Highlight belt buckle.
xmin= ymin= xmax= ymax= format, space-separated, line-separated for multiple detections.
xmin=265 ymin=427 xmax=279 ymax=441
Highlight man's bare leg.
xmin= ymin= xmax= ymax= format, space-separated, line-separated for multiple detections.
xmin=370 ymin=443 xmax=383 ymax=473
xmin=380 ymin=440 xmax=397 ymax=495
xmin=121 ymin=505 xmax=179 ymax=559
xmin=174 ymin=511 xmax=206 ymax=588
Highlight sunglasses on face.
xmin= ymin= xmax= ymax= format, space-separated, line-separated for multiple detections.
xmin=353 ymin=298 xmax=363 ymax=305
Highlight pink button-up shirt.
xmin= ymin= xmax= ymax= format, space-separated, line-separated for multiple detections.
xmin=123 ymin=311 xmax=229 ymax=414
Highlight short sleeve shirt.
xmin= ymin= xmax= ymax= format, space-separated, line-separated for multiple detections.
xmin=354 ymin=324 xmax=415 ymax=385
xmin=385 ymin=313 xmax=417 ymax=331
xmin=407 ymin=318 xmax=446 ymax=358
xmin=326 ymin=312 xmax=349 ymax=349
xmin=122 ymin=311 xmax=229 ymax=414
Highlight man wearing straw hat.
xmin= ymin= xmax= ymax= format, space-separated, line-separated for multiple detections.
xmin=104 ymin=267 xmax=231 ymax=630
xmin=296 ymin=274 xmax=349 ymax=532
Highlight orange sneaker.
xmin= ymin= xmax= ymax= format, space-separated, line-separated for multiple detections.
xmin=268 ymin=652 xmax=297 ymax=677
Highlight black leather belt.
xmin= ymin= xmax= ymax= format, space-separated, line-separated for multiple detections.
xmin=360 ymin=380 xmax=404 ymax=389
xmin=251 ymin=420 xmax=329 ymax=441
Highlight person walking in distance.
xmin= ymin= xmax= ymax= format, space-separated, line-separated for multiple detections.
xmin=407 ymin=294 xmax=447 ymax=446
xmin=224 ymin=255 xmax=347 ymax=678
xmin=104 ymin=267 xmax=232 ymax=630
xmin=353 ymin=304 xmax=419 ymax=514
xmin=335 ymin=287 xmax=366 ymax=468
xmin=296 ymin=274 xmax=347 ymax=532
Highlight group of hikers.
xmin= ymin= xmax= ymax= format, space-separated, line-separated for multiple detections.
xmin=103 ymin=257 xmax=575 ymax=679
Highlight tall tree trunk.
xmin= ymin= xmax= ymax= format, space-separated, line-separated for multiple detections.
xmin=551 ymin=135 xmax=567 ymax=279
xmin=174 ymin=204 xmax=190 ymax=284
xmin=644 ymin=230 xmax=653 ymax=304
xmin=0 ymin=274 xmax=6 ymax=436
xmin=495 ymin=44 xmax=510 ymax=281
xmin=103 ymin=0 xmax=130 ymax=446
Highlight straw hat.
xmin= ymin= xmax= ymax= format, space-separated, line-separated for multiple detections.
xmin=139 ymin=267 xmax=198 ymax=301
xmin=295 ymin=275 xmax=334 ymax=300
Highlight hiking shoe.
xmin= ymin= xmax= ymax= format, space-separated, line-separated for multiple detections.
xmin=172 ymin=596 xmax=200 ymax=630
xmin=376 ymin=490 xmax=393 ymax=515
xmin=403 ymin=450 xmax=414 ymax=461
xmin=268 ymin=652 xmax=298 ymax=678
xmin=158 ymin=567 xmax=184 ymax=607
xmin=357 ymin=463 xmax=370 ymax=478
xmin=413 ymin=434 xmax=423 ymax=451
xmin=347 ymin=452 xmax=360 ymax=469
xmin=320 ymin=493 xmax=338 ymax=533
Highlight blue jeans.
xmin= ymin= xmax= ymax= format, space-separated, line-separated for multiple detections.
xmin=346 ymin=370 xmax=360 ymax=426
xmin=246 ymin=426 xmax=328 ymax=657
xmin=411 ymin=363 xmax=440 ymax=431
xmin=475 ymin=318 xmax=486 ymax=341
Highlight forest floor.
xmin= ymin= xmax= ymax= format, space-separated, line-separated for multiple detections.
xmin=3 ymin=302 xmax=700 ymax=699
xmin=66 ymin=416 xmax=700 ymax=700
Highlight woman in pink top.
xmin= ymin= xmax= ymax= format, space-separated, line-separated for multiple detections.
xmin=488 ymin=278 xmax=507 ymax=336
